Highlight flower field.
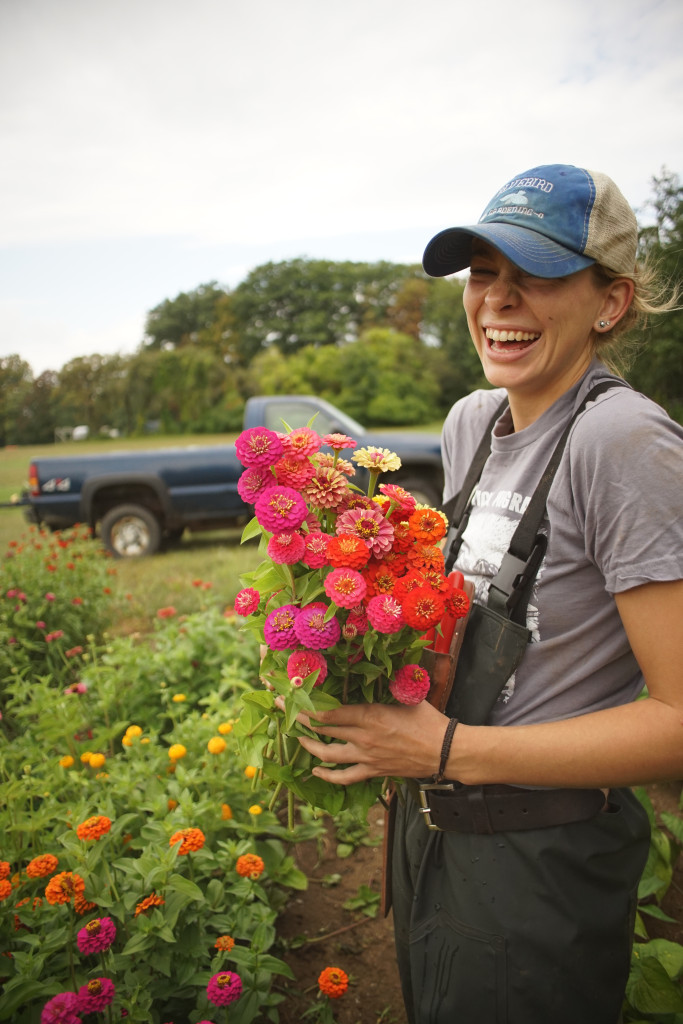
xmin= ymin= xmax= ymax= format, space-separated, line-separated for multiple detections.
xmin=0 ymin=524 xmax=352 ymax=1023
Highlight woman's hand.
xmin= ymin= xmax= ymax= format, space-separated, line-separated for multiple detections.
xmin=293 ymin=700 xmax=450 ymax=785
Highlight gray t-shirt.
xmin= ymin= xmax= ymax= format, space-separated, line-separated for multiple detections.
xmin=441 ymin=360 xmax=683 ymax=727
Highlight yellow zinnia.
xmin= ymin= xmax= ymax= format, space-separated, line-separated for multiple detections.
xmin=207 ymin=737 xmax=226 ymax=755
xmin=248 ymin=805 xmax=263 ymax=816
xmin=218 ymin=722 xmax=233 ymax=735
xmin=352 ymin=446 xmax=401 ymax=473
xmin=88 ymin=753 xmax=106 ymax=769
xmin=125 ymin=724 xmax=143 ymax=737
xmin=172 ymin=694 xmax=186 ymax=703
xmin=168 ymin=744 xmax=187 ymax=761
xmin=59 ymin=755 xmax=75 ymax=768
xmin=244 ymin=765 xmax=257 ymax=779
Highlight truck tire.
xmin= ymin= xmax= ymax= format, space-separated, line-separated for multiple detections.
xmin=100 ymin=504 xmax=162 ymax=558
xmin=394 ymin=475 xmax=443 ymax=510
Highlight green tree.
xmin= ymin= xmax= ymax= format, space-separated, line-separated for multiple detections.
xmin=628 ymin=168 xmax=683 ymax=421
xmin=0 ymin=355 xmax=34 ymax=446
xmin=143 ymin=282 xmax=231 ymax=352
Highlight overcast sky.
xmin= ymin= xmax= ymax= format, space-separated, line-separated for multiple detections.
xmin=1 ymin=0 xmax=682 ymax=376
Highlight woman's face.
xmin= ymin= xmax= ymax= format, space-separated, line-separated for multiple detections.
xmin=463 ymin=241 xmax=614 ymax=426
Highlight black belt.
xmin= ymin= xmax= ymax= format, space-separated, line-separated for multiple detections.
xmin=414 ymin=781 xmax=607 ymax=833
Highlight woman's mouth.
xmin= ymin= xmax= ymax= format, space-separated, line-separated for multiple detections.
xmin=485 ymin=328 xmax=541 ymax=352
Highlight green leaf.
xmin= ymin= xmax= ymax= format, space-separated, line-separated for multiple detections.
xmin=167 ymin=873 xmax=205 ymax=903
xmin=627 ymin=954 xmax=683 ymax=1013
xmin=661 ymin=811 xmax=683 ymax=845
xmin=241 ymin=516 xmax=263 ymax=543
xmin=634 ymin=939 xmax=683 ymax=980
xmin=121 ymin=932 xmax=154 ymax=956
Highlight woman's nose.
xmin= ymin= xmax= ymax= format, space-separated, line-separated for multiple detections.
xmin=485 ymin=275 xmax=519 ymax=310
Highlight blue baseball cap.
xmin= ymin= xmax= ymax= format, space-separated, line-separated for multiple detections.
xmin=422 ymin=164 xmax=638 ymax=279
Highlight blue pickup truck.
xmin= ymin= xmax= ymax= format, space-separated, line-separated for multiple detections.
xmin=25 ymin=395 xmax=444 ymax=557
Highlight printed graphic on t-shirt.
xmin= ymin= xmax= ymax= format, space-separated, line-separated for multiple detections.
xmin=458 ymin=500 xmax=542 ymax=704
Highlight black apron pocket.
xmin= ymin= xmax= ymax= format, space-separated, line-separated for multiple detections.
xmin=445 ymin=602 xmax=530 ymax=725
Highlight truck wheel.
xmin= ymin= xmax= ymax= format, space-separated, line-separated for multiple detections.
xmin=100 ymin=504 xmax=162 ymax=558
xmin=394 ymin=475 xmax=443 ymax=510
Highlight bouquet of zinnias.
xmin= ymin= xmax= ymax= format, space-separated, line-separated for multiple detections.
xmin=232 ymin=421 xmax=469 ymax=820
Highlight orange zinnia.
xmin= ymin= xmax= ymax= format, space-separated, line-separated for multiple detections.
xmin=0 ymin=879 xmax=12 ymax=902
xmin=25 ymin=853 xmax=59 ymax=878
xmin=169 ymin=827 xmax=205 ymax=854
xmin=0 ymin=861 xmax=10 ymax=880
xmin=74 ymin=893 xmax=97 ymax=915
xmin=76 ymin=815 xmax=112 ymax=841
xmin=135 ymin=892 xmax=165 ymax=916
xmin=408 ymin=507 xmax=447 ymax=544
xmin=235 ymin=853 xmax=265 ymax=880
xmin=45 ymin=871 xmax=86 ymax=905
xmin=214 ymin=934 xmax=235 ymax=951
xmin=318 ymin=966 xmax=349 ymax=998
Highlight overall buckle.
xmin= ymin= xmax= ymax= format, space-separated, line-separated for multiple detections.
xmin=417 ymin=781 xmax=455 ymax=831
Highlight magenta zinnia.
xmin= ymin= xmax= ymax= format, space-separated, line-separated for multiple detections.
xmin=254 ymin=486 xmax=308 ymax=532
xmin=77 ymin=916 xmax=116 ymax=954
xmin=235 ymin=427 xmax=283 ymax=468
xmin=294 ymin=603 xmax=341 ymax=650
xmin=207 ymin=970 xmax=243 ymax=1006
xmin=40 ymin=991 xmax=82 ymax=1024
xmin=77 ymin=977 xmax=115 ymax=1014
xmin=366 ymin=594 xmax=405 ymax=634
xmin=237 ymin=466 xmax=273 ymax=504
xmin=267 ymin=531 xmax=306 ymax=565
xmin=263 ymin=605 xmax=300 ymax=649
xmin=390 ymin=664 xmax=431 ymax=705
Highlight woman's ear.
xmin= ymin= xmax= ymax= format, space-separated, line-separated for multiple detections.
xmin=599 ymin=277 xmax=635 ymax=328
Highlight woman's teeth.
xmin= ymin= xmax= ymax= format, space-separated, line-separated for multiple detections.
xmin=485 ymin=329 xmax=541 ymax=343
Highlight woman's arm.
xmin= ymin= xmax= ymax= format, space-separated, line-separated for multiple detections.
xmin=298 ymin=579 xmax=683 ymax=789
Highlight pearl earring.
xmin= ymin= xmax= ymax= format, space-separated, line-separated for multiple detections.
xmin=598 ymin=320 xmax=611 ymax=329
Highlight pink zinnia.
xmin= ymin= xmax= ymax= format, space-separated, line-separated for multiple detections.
xmin=336 ymin=507 xmax=394 ymax=558
xmin=316 ymin=453 xmax=356 ymax=477
xmin=254 ymin=486 xmax=308 ymax=533
xmin=280 ymin=427 xmax=321 ymax=459
xmin=237 ymin=466 xmax=273 ymax=504
xmin=302 ymin=532 xmax=329 ymax=568
xmin=45 ymin=592 xmax=56 ymax=601
xmin=235 ymin=427 xmax=283 ymax=468
xmin=77 ymin=916 xmax=116 ymax=954
xmin=366 ymin=594 xmax=405 ymax=634
xmin=267 ymin=532 xmax=306 ymax=565
xmin=234 ymin=588 xmax=260 ymax=615
xmin=207 ymin=970 xmax=243 ymax=1007
xmin=303 ymin=467 xmax=349 ymax=510
xmin=390 ymin=664 xmax=431 ymax=705
xmin=263 ymin=605 xmax=300 ymax=649
xmin=274 ymin=455 xmax=316 ymax=489
xmin=294 ymin=603 xmax=341 ymax=650
xmin=324 ymin=568 xmax=367 ymax=609
xmin=77 ymin=978 xmax=115 ymax=1014
xmin=41 ymin=992 xmax=82 ymax=1024
xmin=345 ymin=608 xmax=369 ymax=636
xmin=379 ymin=483 xmax=418 ymax=513
xmin=287 ymin=649 xmax=328 ymax=687
xmin=322 ymin=432 xmax=357 ymax=451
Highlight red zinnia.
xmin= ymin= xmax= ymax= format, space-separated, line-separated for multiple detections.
xmin=327 ymin=533 xmax=371 ymax=570
xmin=401 ymin=586 xmax=446 ymax=630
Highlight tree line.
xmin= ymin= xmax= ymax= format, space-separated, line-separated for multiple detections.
xmin=2 ymin=171 xmax=681 ymax=446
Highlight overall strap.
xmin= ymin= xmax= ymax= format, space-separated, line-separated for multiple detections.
xmin=486 ymin=379 xmax=630 ymax=622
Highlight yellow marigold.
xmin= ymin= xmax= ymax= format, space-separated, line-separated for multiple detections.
xmin=172 ymin=693 xmax=186 ymax=703
xmin=218 ymin=722 xmax=233 ymax=735
xmin=235 ymin=853 xmax=265 ymax=880
xmin=59 ymin=755 xmax=75 ymax=768
xmin=88 ymin=753 xmax=106 ymax=769
xmin=74 ymin=893 xmax=97 ymax=915
xmin=135 ymin=892 xmax=165 ymax=916
xmin=0 ymin=879 xmax=12 ymax=902
xmin=140 ymin=737 xmax=150 ymax=745
xmin=221 ymin=803 xmax=233 ymax=820
xmin=168 ymin=744 xmax=187 ymax=761
xmin=125 ymin=724 xmax=143 ymax=737
xmin=80 ymin=751 xmax=93 ymax=763
xmin=0 ymin=861 xmax=10 ymax=880
xmin=248 ymin=805 xmax=263 ymax=816
xmin=122 ymin=735 xmax=134 ymax=747
xmin=169 ymin=827 xmax=205 ymax=854
xmin=207 ymin=736 xmax=226 ymax=755
xmin=352 ymin=446 xmax=401 ymax=473
xmin=76 ymin=816 xmax=112 ymax=841
xmin=318 ymin=966 xmax=349 ymax=999
xmin=214 ymin=934 xmax=235 ymax=951
xmin=244 ymin=765 xmax=257 ymax=780
xmin=25 ymin=854 xmax=59 ymax=878
xmin=45 ymin=871 xmax=85 ymax=905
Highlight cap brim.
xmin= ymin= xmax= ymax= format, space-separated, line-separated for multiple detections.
xmin=422 ymin=223 xmax=595 ymax=279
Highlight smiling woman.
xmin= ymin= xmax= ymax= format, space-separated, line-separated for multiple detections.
xmin=296 ymin=163 xmax=683 ymax=1024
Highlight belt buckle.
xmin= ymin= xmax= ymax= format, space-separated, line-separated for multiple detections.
xmin=418 ymin=781 xmax=455 ymax=831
